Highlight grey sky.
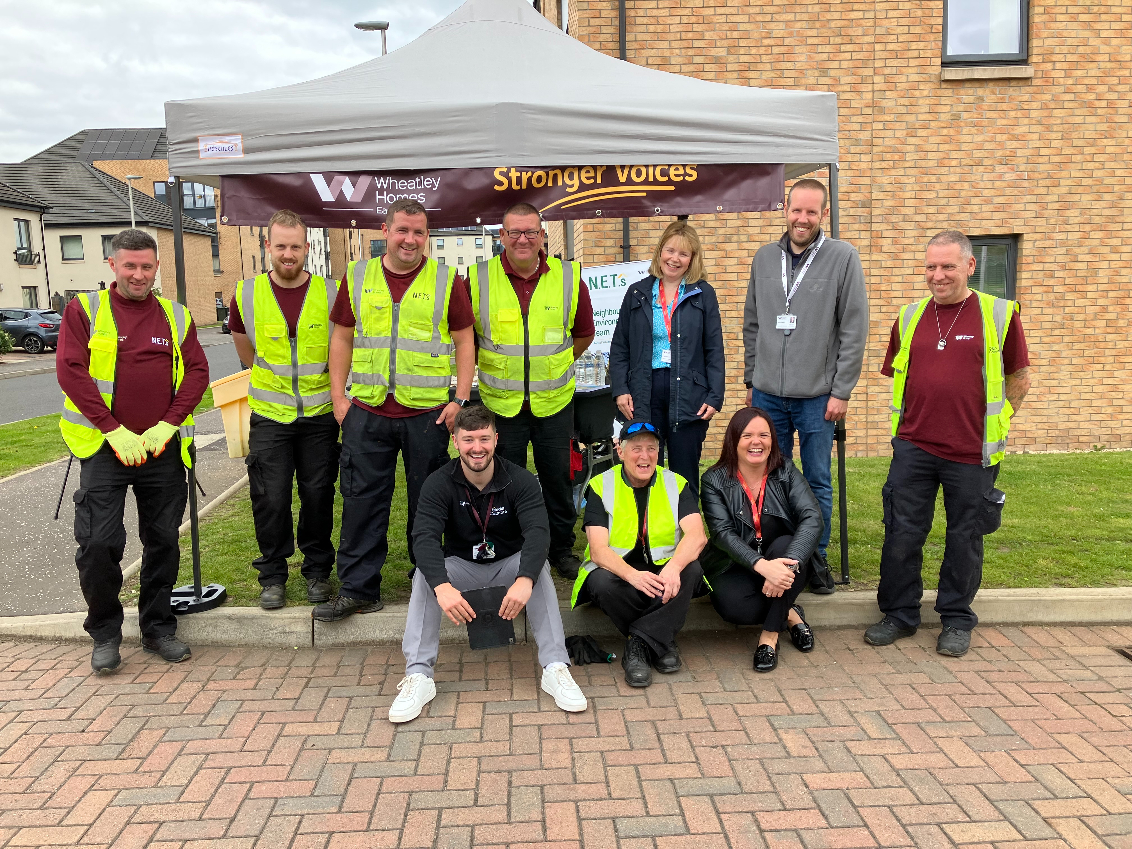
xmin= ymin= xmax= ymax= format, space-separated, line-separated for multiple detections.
xmin=0 ymin=0 xmax=472 ymax=162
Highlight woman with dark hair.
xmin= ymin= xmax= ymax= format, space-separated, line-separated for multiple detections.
xmin=699 ymin=407 xmax=823 ymax=671
xmin=609 ymin=221 xmax=725 ymax=498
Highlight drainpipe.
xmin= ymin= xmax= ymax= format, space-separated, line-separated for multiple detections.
xmin=38 ymin=215 xmax=52 ymax=304
xmin=619 ymin=0 xmax=630 ymax=262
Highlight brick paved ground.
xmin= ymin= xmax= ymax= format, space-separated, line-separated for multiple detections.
xmin=2 ymin=625 xmax=1132 ymax=849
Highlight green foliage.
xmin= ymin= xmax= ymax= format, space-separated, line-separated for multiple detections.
xmin=0 ymin=329 xmax=13 ymax=356
xmin=0 ymin=414 xmax=67 ymax=480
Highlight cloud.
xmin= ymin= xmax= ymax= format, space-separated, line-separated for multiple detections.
xmin=0 ymin=0 xmax=470 ymax=161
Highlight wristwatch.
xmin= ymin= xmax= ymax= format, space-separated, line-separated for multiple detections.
xmin=454 ymin=397 xmax=470 ymax=407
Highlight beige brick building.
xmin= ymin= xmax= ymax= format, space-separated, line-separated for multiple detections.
xmin=542 ymin=0 xmax=1131 ymax=457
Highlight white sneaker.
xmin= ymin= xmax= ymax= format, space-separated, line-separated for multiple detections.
xmin=388 ymin=673 xmax=436 ymax=723
xmin=541 ymin=663 xmax=588 ymax=712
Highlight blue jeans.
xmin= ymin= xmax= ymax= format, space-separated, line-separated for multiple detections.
xmin=749 ymin=389 xmax=834 ymax=556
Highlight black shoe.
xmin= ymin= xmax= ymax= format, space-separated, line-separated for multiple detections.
xmin=864 ymin=617 xmax=917 ymax=646
xmin=142 ymin=635 xmax=191 ymax=663
xmin=936 ymin=626 xmax=971 ymax=657
xmin=306 ymin=579 xmax=332 ymax=604
xmin=788 ymin=604 xmax=815 ymax=653
xmin=652 ymin=644 xmax=682 ymax=674
xmin=551 ymin=553 xmax=582 ymax=580
xmin=91 ymin=635 xmax=122 ymax=674
xmin=621 ymin=636 xmax=652 ymax=687
xmin=259 ymin=585 xmax=285 ymax=610
xmin=312 ymin=595 xmax=383 ymax=621
xmin=808 ymin=553 xmax=836 ymax=594
xmin=754 ymin=643 xmax=778 ymax=672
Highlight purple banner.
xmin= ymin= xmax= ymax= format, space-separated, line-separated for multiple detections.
xmin=219 ymin=163 xmax=785 ymax=228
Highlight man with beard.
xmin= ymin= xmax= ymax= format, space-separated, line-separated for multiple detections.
xmin=230 ymin=210 xmax=341 ymax=609
xmin=743 ymin=179 xmax=869 ymax=592
xmin=390 ymin=404 xmax=587 ymax=723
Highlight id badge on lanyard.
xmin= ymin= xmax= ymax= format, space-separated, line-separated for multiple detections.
xmin=659 ymin=279 xmax=680 ymax=359
xmin=778 ymin=233 xmax=825 ymax=337
xmin=464 ymin=487 xmax=497 ymax=561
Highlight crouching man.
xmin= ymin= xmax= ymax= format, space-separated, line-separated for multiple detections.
xmin=573 ymin=420 xmax=707 ymax=687
xmin=390 ymin=404 xmax=587 ymax=723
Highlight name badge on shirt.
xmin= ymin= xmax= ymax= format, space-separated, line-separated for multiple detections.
xmin=660 ymin=349 xmax=672 ymax=364
xmin=776 ymin=313 xmax=798 ymax=331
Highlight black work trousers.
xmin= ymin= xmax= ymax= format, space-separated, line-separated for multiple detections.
xmin=649 ymin=368 xmax=709 ymax=501
xmin=73 ymin=442 xmax=186 ymax=642
xmin=246 ymin=412 xmax=340 ymax=588
xmin=336 ymin=404 xmax=451 ymax=602
xmin=495 ymin=400 xmax=575 ymax=561
xmin=584 ymin=560 xmax=704 ymax=657
xmin=878 ymin=438 xmax=1001 ymax=631
xmin=708 ymin=535 xmax=809 ymax=632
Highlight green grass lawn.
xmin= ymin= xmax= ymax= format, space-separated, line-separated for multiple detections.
xmin=159 ymin=449 xmax=1132 ymax=607
xmin=0 ymin=389 xmax=215 ymax=482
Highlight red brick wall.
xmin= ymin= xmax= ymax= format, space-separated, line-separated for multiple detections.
xmin=557 ymin=1 xmax=1132 ymax=456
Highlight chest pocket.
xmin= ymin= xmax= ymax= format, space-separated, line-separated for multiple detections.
xmin=496 ymin=308 xmax=521 ymax=341
xmin=88 ymin=335 xmax=115 ymax=354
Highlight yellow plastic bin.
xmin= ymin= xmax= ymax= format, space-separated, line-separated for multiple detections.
xmin=210 ymin=369 xmax=251 ymax=458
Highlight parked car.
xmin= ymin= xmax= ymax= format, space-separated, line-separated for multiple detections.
xmin=0 ymin=308 xmax=61 ymax=354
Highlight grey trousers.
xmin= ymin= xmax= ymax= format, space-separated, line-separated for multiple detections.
xmin=403 ymin=553 xmax=571 ymax=677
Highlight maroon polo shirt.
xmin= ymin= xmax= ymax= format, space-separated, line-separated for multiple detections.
xmin=881 ymin=293 xmax=1029 ymax=464
xmin=58 ymin=283 xmax=209 ymax=435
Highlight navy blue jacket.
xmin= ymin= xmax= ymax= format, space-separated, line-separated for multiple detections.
xmin=608 ymin=275 xmax=725 ymax=428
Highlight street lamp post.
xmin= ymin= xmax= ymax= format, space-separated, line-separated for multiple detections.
xmin=354 ymin=20 xmax=389 ymax=55
xmin=125 ymin=175 xmax=143 ymax=229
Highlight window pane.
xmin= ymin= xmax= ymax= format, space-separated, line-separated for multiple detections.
xmin=60 ymin=235 xmax=84 ymax=260
xmin=14 ymin=219 xmax=31 ymax=250
xmin=435 ymin=239 xmax=444 ymax=248
xmin=204 ymin=185 xmax=215 ymax=207
xmin=457 ymin=256 xmax=464 ymax=265
xmin=22 ymin=287 xmax=39 ymax=309
xmin=947 ymin=0 xmax=1021 ymax=56
xmin=968 ymin=244 xmax=1009 ymax=299
xmin=475 ymin=237 xmax=484 ymax=248
xmin=153 ymin=182 xmax=167 ymax=204
xmin=370 ymin=239 xmax=387 ymax=258
xmin=102 ymin=235 xmax=115 ymax=260
xmin=457 ymin=238 xmax=463 ymax=246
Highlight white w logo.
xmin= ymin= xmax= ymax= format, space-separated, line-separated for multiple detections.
xmin=310 ymin=174 xmax=372 ymax=202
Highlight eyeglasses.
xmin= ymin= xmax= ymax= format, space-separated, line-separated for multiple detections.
xmin=623 ymin=422 xmax=659 ymax=436
xmin=503 ymin=229 xmax=543 ymax=241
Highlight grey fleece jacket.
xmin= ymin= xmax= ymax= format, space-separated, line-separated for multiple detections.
xmin=743 ymin=231 xmax=869 ymax=400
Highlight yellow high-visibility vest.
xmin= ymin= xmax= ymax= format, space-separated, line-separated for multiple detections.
xmin=571 ymin=467 xmax=685 ymax=608
xmin=889 ymin=290 xmax=1019 ymax=467
xmin=59 ymin=290 xmax=195 ymax=467
xmin=469 ymin=256 xmax=579 ymax=417
xmin=237 ymin=274 xmax=336 ymax=422
xmin=348 ymin=258 xmax=456 ymax=409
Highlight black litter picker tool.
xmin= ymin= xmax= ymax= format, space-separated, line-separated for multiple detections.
xmin=171 ymin=443 xmax=227 ymax=614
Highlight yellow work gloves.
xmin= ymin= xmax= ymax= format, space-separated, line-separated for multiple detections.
xmin=106 ymin=426 xmax=148 ymax=466
xmin=140 ymin=421 xmax=180 ymax=457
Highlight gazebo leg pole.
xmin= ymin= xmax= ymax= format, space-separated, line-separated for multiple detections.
xmin=828 ymin=162 xmax=849 ymax=584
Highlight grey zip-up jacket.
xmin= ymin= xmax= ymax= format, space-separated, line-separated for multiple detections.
xmin=743 ymin=231 xmax=869 ymax=400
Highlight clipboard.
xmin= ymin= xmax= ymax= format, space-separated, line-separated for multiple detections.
xmin=462 ymin=586 xmax=516 ymax=650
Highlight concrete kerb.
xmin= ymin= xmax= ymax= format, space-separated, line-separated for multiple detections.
xmin=1 ymin=587 xmax=1130 ymax=649
xmin=0 ymin=366 xmax=55 ymax=381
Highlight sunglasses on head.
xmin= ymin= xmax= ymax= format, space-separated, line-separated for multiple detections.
xmin=624 ymin=422 xmax=659 ymax=436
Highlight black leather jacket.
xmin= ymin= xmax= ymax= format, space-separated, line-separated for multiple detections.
xmin=699 ymin=461 xmax=823 ymax=579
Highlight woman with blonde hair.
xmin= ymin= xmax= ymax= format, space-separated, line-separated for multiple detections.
xmin=608 ymin=221 xmax=724 ymax=498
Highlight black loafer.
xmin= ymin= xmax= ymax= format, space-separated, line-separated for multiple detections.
xmin=652 ymin=645 xmax=682 ymax=674
xmin=788 ymin=604 xmax=815 ymax=653
xmin=622 ymin=636 xmax=653 ymax=687
xmin=754 ymin=644 xmax=778 ymax=673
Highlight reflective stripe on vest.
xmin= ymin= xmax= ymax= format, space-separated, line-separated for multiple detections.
xmin=570 ymin=467 xmax=685 ymax=608
xmin=889 ymin=291 xmax=1017 ymax=467
xmin=239 ymin=274 xmax=335 ymax=423
xmin=470 ymin=256 xmax=578 ymax=417
xmin=58 ymin=290 xmax=196 ymax=467
xmin=348 ymin=258 xmax=456 ymax=408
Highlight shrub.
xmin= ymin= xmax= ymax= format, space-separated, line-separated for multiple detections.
xmin=0 ymin=330 xmax=13 ymax=356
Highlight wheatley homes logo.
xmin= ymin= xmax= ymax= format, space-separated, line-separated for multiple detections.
xmin=310 ymin=173 xmax=440 ymax=213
